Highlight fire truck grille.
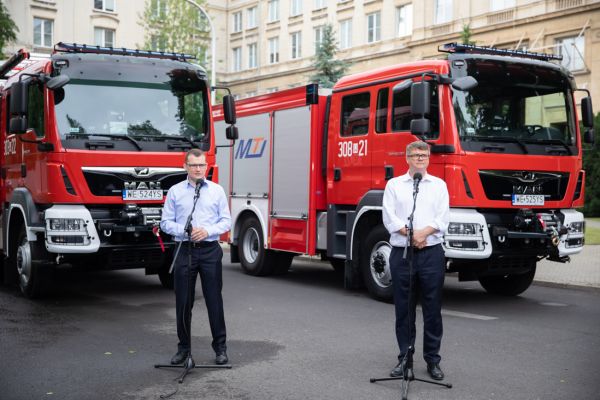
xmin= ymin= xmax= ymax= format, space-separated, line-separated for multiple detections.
xmin=82 ymin=169 xmax=187 ymax=197
xmin=479 ymin=170 xmax=569 ymax=201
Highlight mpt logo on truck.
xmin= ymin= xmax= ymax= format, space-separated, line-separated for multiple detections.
xmin=235 ymin=138 xmax=267 ymax=159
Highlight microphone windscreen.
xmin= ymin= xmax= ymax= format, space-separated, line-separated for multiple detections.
xmin=413 ymin=172 xmax=422 ymax=181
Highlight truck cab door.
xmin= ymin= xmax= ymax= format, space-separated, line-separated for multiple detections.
xmin=371 ymin=79 xmax=445 ymax=187
xmin=327 ymin=90 xmax=372 ymax=205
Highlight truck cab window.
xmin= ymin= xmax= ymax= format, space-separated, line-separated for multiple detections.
xmin=392 ymin=80 xmax=439 ymax=139
xmin=28 ymin=82 xmax=45 ymax=137
xmin=340 ymin=92 xmax=370 ymax=137
xmin=375 ymin=88 xmax=389 ymax=133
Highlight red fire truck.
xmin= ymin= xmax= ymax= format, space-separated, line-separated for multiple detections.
xmin=0 ymin=43 xmax=236 ymax=298
xmin=214 ymin=43 xmax=594 ymax=301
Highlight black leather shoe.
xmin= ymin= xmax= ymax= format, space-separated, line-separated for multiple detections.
xmin=390 ymin=361 xmax=414 ymax=380
xmin=215 ymin=351 xmax=229 ymax=365
xmin=170 ymin=350 xmax=189 ymax=365
xmin=427 ymin=362 xmax=444 ymax=380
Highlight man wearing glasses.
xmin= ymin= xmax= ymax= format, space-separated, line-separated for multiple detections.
xmin=160 ymin=149 xmax=232 ymax=366
xmin=382 ymin=141 xmax=450 ymax=381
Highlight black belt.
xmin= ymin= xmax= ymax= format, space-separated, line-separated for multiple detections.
xmin=397 ymin=243 xmax=441 ymax=253
xmin=181 ymin=241 xmax=218 ymax=248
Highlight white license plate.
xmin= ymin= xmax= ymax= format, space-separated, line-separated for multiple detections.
xmin=511 ymin=194 xmax=545 ymax=206
xmin=122 ymin=189 xmax=163 ymax=200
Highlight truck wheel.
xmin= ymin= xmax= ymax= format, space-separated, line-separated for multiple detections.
xmin=361 ymin=225 xmax=393 ymax=302
xmin=13 ymin=226 xmax=49 ymax=298
xmin=238 ymin=217 xmax=274 ymax=276
xmin=478 ymin=263 xmax=536 ymax=296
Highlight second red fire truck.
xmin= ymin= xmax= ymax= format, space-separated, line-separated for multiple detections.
xmin=214 ymin=43 xmax=594 ymax=301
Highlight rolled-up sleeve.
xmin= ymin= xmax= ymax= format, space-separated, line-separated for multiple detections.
xmin=382 ymin=180 xmax=406 ymax=235
xmin=431 ymin=181 xmax=449 ymax=234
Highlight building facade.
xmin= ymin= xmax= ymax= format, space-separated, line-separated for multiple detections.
xmin=4 ymin=0 xmax=600 ymax=109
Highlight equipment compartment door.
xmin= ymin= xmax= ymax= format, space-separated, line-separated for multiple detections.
xmin=270 ymin=106 xmax=311 ymax=253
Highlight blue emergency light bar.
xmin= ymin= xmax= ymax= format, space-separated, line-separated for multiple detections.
xmin=439 ymin=42 xmax=562 ymax=62
xmin=54 ymin=42 xmax=195 ymax=61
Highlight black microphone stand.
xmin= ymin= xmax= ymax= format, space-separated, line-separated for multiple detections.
xmin=155 ymin=180 xmax=231 ymax=385
xmin=370 ymin=175 xmax=451 ymax=399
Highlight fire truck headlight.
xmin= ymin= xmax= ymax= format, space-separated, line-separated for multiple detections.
xmin=569 ymin=221 xmax=584 ymax=233
xmin=48 ymin=218 xmax=86 ymax=232
xmin=447 ymin=222 xmax=481 ymax=236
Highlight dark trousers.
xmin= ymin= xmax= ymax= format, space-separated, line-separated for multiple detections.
xmin=390 ymin=244 xmax=445 ymax=364
xmin=174 ymin=242 xmax=226 ymax=354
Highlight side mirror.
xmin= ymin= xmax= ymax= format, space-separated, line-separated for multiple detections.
xmin=9 ymin=116 xmax=28 ymax=134
xmin=584 ymin=128 xmax=594 ymax=145
xmin=10 ymin=81 xmax=28 ymax=115
xmin=411 ymin=81 xmax=431 ymax=116
xmin=581 ymin=97 xmax=594 ymax=128
xmin=226 ymin=126 xmax=239 ymax=140
xmin=410 ymin=118 xmax=431 ymax=136
xmin=451 ymin=76 xmax=478 ymax=91
xmin=223 ymin=95 xmax=237 ymax=125
xmin=47 ymin=74 xmax=70 ymax=90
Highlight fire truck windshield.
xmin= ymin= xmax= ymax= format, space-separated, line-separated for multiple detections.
xmin=52 ymin=54 xmax=210 ymax=151
xmin=451 ymin=59 xmax=577 ymax=155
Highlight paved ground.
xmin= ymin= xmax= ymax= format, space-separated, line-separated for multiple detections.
xmin=535 ymin=244 xmax=600 ymax=289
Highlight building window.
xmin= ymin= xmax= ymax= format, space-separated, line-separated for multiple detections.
xmin=232 ymin=47 xmax=242 ymax=72
xmin=152 ymin=0 xmax=167 ymax=18
xmin=247 ymin=7 xmax=257 ymax=29
xmin=246 ymin=91 xmax=257 ymax=98
xmin=94 ymin=0 xmax=115 ymax=12
xmin=248 ymin=43 xmax=257 ymax=68
xmin=434 ymin=0 xmax=452 ymax=24
xmin=151 ymin=35 xmax=167 ymax=51
xmin=266 ymin=87 xmax=278 ymax=93
xmin=290 ymin=31 xmax=302 ymax=59
xmin=94 ymin=27 xmax=115 ymax=47
xmin=314 ymin=26 xmax=324 ymax=52
xmin=290 ymin=0 xmax=302 ymax=16
xmin=557 ymin=36 xmax=585 ymax=71
xmin=268 ymin=0 xmax=280 ymax=22
xmin=33 ymin=17 xmax=53 ymax=47
xmin=314 ymin=0 xmax=326 ymax=9
xmin=490 ymin=0 xmax=515 ymax=11
xmin=367 ymin=12 xmax=381 ymax=43
xmin=396 ymin=4 xmax=413 ymax=37
xmin=340 ymin=19 xmax=352 ymax=49
xmin=268 ymin=37 xmax=279 ymax=64
xmin=233 ymin=12 xmax=242 ymax=33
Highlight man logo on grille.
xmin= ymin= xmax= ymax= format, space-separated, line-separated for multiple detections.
xmin=134 ymin=167 xmax=150 ymax=176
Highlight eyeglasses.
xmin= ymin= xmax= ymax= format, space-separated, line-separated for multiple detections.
xmin=187 ymin=163 xmax=208 ymax=169
xmin=407 ymin=153 xmax=429 ymax=160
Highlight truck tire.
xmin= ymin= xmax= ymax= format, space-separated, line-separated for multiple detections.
xmin=12 ymin=225 xmax=50 ymax=298
xmin=360 ymin=225 xmax=393 ymax=302
xmin=238 ymin=217 xmax=274 ymax=276
xmin=478 ymin=262 xmax=536 ymax=296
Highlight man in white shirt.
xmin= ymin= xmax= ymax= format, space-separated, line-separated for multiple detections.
xmin=382 ymin=140 xmax=449 ymax=381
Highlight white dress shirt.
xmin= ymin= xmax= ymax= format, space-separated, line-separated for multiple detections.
xmin=382 ymin=172 xmax=449 ymax=247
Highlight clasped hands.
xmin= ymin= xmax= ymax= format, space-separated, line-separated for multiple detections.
xmin=399 ymin=227 xmax=428 ymax=249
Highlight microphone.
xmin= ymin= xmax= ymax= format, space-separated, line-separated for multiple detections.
xmin=195 ymin=178 xmax=204 ymax=196
xmin=413 ymin=172 xmax=422 ymax=193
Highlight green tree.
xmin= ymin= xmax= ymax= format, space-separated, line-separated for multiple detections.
xmin=0 ymin=1 xmax=18 ymax=57
xmin=460 ymin=24 xmax=475 ymax=46
xmin=582 ymin=112 xmax=600 ymax=216
xmin=139 ymin=0 xmax=210 ymax=70
xmin=309 ymin=24 xmax=350 ymax=88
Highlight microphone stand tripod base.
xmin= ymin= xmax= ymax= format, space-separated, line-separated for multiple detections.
xmin=154 ymin=355 xmax=232 ymax=384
